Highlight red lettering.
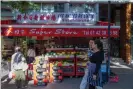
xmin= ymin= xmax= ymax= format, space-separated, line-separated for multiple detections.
xmin=34 ymin=14 xmax=38 ymax=20
xmin=29 ymin=15 xmax=33 ymax=20
xmin=23 ymin=14 xmax=28 ymax=20
xmin=51 ymin=15 xmax=56 ymax=21
xmin=40 ymin=15 xmax=45 ymax=20
xmin=17 ymin=14 xmax=22 ymax=20
xmin=46 ymin=15 xmax=50 ymax=20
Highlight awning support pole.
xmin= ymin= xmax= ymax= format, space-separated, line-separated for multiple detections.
xmin=106 ymin=1 xmax=111 ymax=82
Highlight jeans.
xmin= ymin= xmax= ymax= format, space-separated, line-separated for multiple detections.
xmin=80 ymin=68 xmax=89 ymax=89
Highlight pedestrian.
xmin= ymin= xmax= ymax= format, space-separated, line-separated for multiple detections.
xmin=80 ymin=39 xmax=94 ymax=89
xmin=88 ymin=39 xmax=104 ymax=89
xmin=27 ymin=45 xmax=36 ymax=64
xmin=11 ymin=46 xmax=28 ymax=89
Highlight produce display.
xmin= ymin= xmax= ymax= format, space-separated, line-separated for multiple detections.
xmin=47 ymin=48 xmax=88 ymax=77
xmin=52 ymin=62 xmax=63 ymax=83
xmin=46 ymin=51 xmax=75 ymax=58
xmin=49 ymin=62 xmax=63 ymax=82
xmin=33 ymin=56 xmax=49 ymax=86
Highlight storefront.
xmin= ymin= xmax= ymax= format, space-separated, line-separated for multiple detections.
xmin=1 ymin=2 xmax=120 ymax=85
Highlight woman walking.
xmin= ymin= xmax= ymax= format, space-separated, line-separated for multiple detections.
xmin=87 ymin=39 xmax=104 ymax=89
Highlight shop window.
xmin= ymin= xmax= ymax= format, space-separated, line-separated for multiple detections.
xmin=41 ymin=3 xmax=64 ymax=13
xmin=69 ymin=4 xmax=95 ymax=13
xmin=54 ymin=3 xmax=64 ymax=12
xmin=83 ymin=4 xmax=95 ymax=13
xmin=42 ymin=4 xmax=55 ymax=13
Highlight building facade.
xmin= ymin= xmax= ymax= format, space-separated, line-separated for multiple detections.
xmin=1 ymin=1 xmax=133 ymax=64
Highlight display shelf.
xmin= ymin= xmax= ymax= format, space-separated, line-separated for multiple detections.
xmin=46 ymin=48 xmax=74 ymax=51
xmin=75 ymin=48 xmax=89 ymax=50
xmin=61 ymin=66 xmax=75 ymax=76
xmin=76 ymin=73 xmax=84 ymax=76
xmin=76 ymin=66 xmax=86 ymax=76
xmin=48 ymin=55 xmax=74 ymax=58
xmin=48 ymin=57 xmax=75 ymax=61
xmin=47 ymin=48 xmax=78 ymax=77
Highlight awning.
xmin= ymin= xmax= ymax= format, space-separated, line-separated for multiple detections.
xmin=1 ymin=24 xmax=120 ymax=37
xmin=15 ymin=0 xmax=130 ymax=3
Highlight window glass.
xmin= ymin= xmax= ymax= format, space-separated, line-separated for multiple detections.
xmin=41 ymin=3 xmax=64 ymax=13
xmin=54 ymin=3 xmax=64 ymax=12
xmin=69 ymin=4 xmax=95 ymax=13
xmin=42 ymin=4 xmax=54 ymax=13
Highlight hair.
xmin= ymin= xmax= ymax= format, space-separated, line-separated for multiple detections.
xmin=94 ymin=39 xmax=103 ymax=51
xmin=89 ymin=38 xmax=95 ymax=41
xmin=15 ymin=46 xmax=21 ymax=52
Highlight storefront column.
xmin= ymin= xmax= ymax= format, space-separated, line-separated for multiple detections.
xmin=64 ymin=3 xmax=69 ymax=13
xmin=95 ymin=3 xmax=99 ymax=21
xmin=120 ymin=3 xmax=131 ymax=64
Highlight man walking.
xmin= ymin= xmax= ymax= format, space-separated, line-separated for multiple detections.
xmin=11 ymin=46 xmax=28 ymax=89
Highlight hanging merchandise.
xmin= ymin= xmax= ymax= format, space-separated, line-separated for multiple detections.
xmin=33 ymin=55 xmax=49 ymax=86
xmin=50 ymin=62 xmax=63 ymax=83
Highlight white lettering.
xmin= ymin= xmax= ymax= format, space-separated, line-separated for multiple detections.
xmin=14 ymin=30 xmax=20 ymax=34
xmin=30 ymin=29 xmax=36 ymax=34
xmin=55 ymin=29 xmax=62 ymax=34
xmin=113 ymin=31 xmax=118 ymax=35
xmin=55 ymin=29 xmax=77 ymax=35
xmin=20 ymin=30 xmax=24 ymax=34
xmin=83 ymin=31 xmax=89 ymax=35
xmin=102 ymin=31 xmax=107 ymax=35
xmin=30 ymin=29 xmax=52 ymax=35
xmin=96 ymin=31 xmax=101 ymax=35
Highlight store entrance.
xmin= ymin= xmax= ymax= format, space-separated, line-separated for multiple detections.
xmin=2 ymin=36 xmax=120 ymax=85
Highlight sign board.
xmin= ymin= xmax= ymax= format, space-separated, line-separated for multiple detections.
xmin=16 ymin=13 xmax=96 ymax=24
xmin=1 ymin=28 xmax=119 ymax=37
xmin=2 ymin=0 xmax=130 ymax=3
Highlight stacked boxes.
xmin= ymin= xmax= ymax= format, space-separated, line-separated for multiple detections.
xmin=33 ymin=57 xmax=49 ymax=86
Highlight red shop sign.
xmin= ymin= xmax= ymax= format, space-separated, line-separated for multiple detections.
xmin=1 ymin=28 xmax=119 ymax=37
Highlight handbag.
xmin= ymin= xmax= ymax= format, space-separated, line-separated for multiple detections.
xmin=95 ymin=86 xmax=103 ymax=89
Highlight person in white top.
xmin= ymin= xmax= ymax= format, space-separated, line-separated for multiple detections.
xmin=11 ymin=46 xmax=28 ymax=89
xmin=27 ymin=45 xmax=36 ymax=64
xmin=80 ymin=39 xmax=94 ymax=89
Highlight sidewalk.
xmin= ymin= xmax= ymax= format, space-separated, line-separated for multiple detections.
xmin=2 ymin=59 xmax=133 ymax=89
xmin=104 ymin=59 xmax=133 ymax=89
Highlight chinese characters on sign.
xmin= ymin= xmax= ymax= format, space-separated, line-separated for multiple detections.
xmin=2 ymin=28 xmax=119 ymax=37
xmin=16 ymin=13 xmax=96 ymax=24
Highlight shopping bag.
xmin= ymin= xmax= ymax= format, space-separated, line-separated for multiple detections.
xmin=8 ymin=71 xmax=13 ymax=79
xmin=96 ymin=86 xmax=103 ymax=89
xmin=8 ymin=71 xmax=15 ymax=79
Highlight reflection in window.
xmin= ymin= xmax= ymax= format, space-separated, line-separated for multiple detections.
xmin=42 ymin=4 xmax=54 ymax=13
xmin=69 ymin=4 xmax=95 ymax=13
xmin=41 ymin=3 xmax=64 ymax=13
xmin=54 ymin=3 xmax=64 ymax=12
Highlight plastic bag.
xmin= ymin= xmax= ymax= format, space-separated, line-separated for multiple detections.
xmin=8 ymin=71 xmax=15 ymax=79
